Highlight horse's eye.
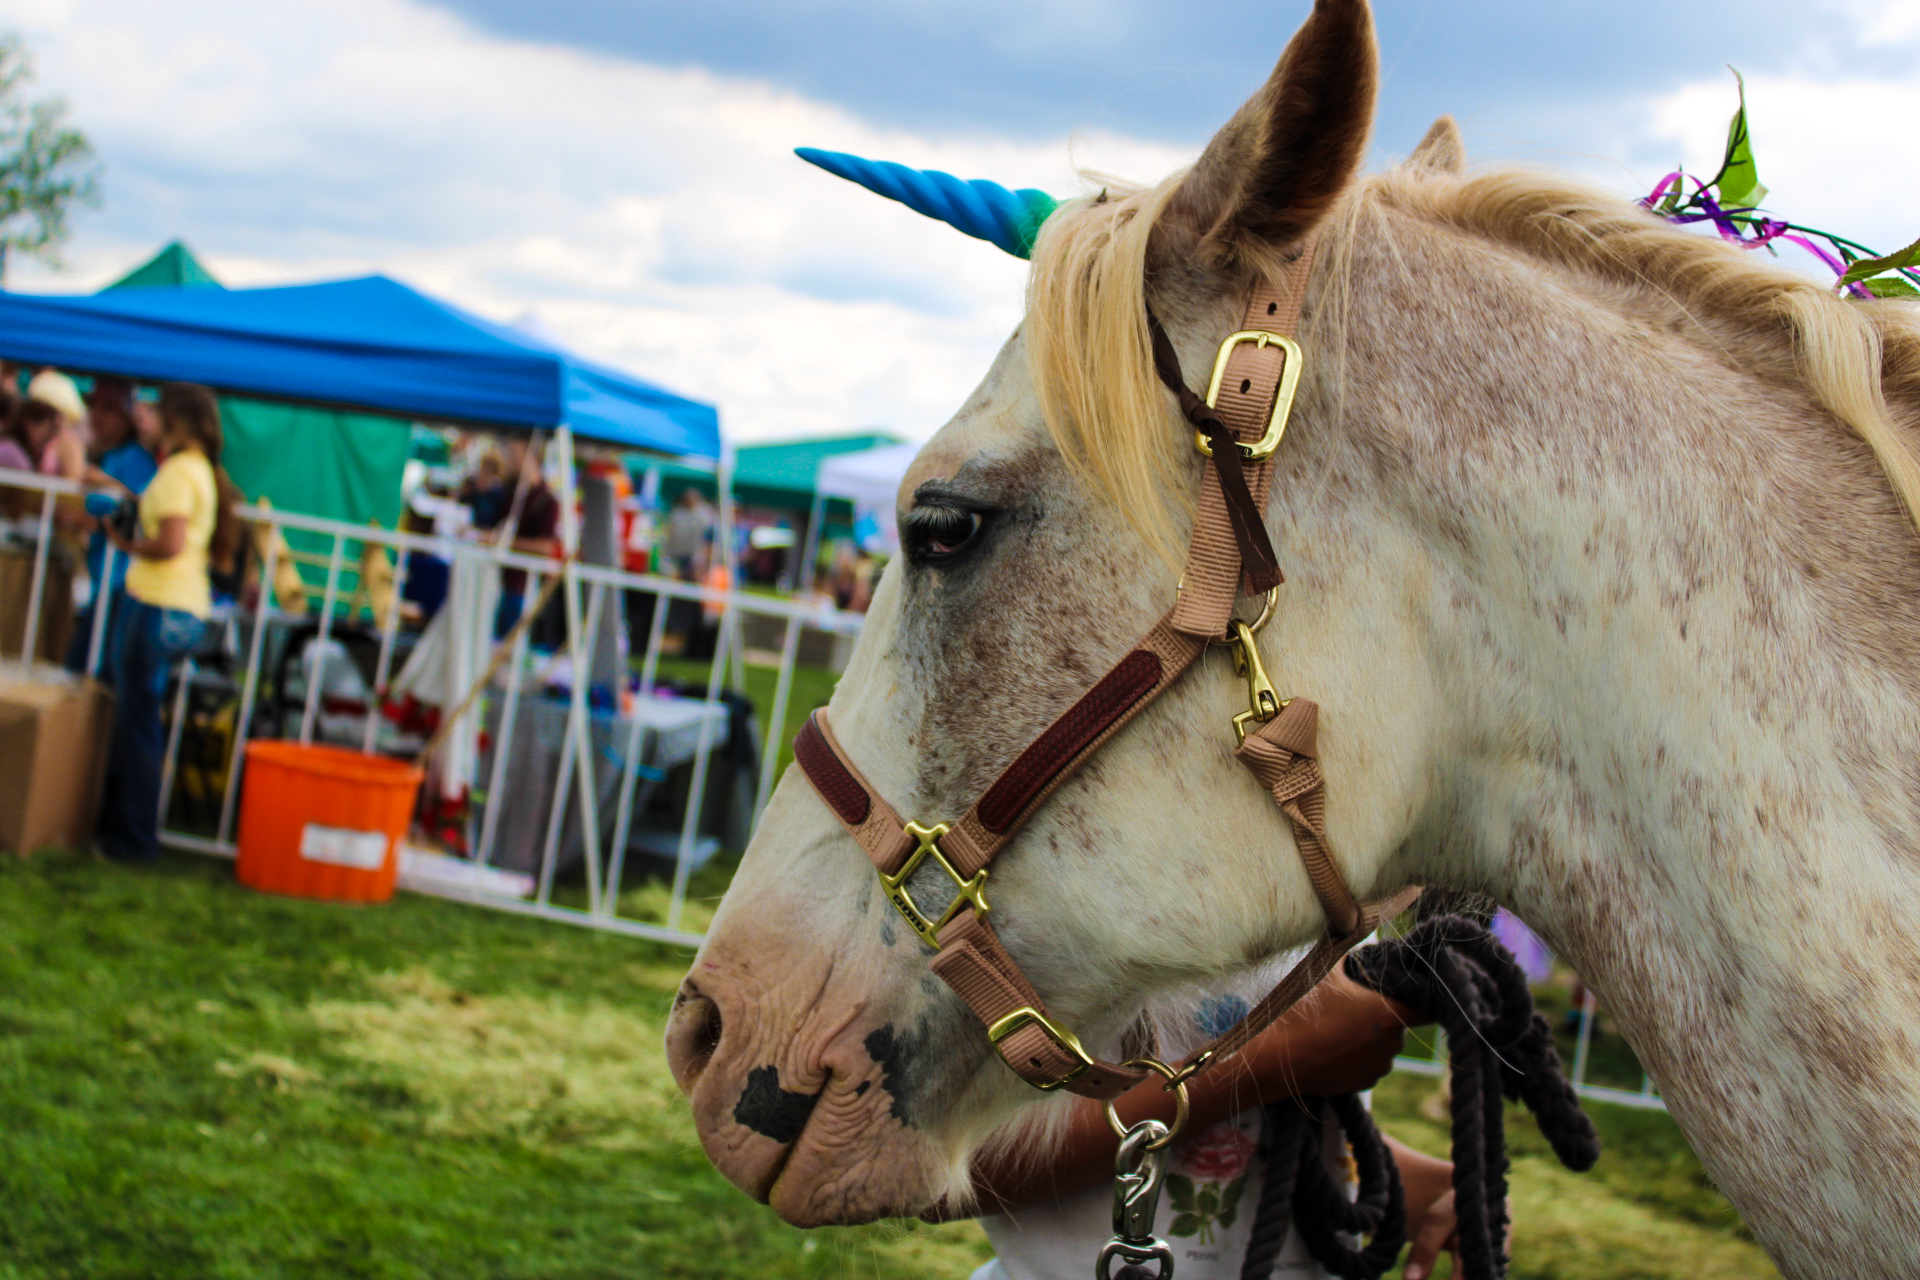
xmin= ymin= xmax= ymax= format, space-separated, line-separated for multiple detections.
xmin=904 ymin=506 xmax=983 ymax=563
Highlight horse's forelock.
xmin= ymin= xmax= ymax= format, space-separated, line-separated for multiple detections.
xmin=1022 ymin=175 xmax=1201 ymax=570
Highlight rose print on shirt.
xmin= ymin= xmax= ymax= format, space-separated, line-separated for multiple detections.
xmin=1167 ymin=1117 xmax=1256 ymax=1244
xmin=1166 ymin=1173 xmax=1246 ymax=1244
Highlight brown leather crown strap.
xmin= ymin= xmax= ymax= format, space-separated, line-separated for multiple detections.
xmin=791 ymin=240 xmax=1422 ymax=1101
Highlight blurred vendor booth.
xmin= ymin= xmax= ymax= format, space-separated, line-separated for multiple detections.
xmin=0 ymin=245 xmax=818 ymax=943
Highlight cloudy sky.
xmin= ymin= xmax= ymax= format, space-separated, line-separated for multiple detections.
xmin=1 ymin=0 xmax=1915 ymax=444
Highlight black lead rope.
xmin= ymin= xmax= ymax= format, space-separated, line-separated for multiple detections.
xmin=1238 ymin=915 xmax=1601 ymax=1280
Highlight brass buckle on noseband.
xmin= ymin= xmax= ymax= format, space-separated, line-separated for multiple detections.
xmin=877 ymin=820 xmax=991 ymax=949
xmin=986 ymin=1005 xmax=1097 ymax=1091
xmin=1192 ymin=329 xmax=1303 ymax=461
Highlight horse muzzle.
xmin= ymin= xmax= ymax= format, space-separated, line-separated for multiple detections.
xmin=665 ymin=947 xmax=950 ymax=1225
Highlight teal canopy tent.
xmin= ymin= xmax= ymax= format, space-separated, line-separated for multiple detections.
xmin=639 ymin=433 xmax=901 ymax=512
xmin=107 ymin=241 xmax=223 ymax=290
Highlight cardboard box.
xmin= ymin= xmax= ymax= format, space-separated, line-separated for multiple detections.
xmin=0 ymin=665 xmax=113 ymax=855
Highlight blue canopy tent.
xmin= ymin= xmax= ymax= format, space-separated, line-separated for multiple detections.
xmin=0 ymin=274 xmax=719 ymax=456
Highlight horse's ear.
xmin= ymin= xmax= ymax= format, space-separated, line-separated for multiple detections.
xmin=1162 ymin=0 xmax=1377 ymax=266
xmin=1407 ymin=115 xmax=1465 ymax=174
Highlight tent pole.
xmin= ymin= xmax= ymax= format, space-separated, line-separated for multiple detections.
xmin=716 ymin=440 xmax=745 ymax=692
xmin=554 ymin=424 xmax=606 ymax=914
xmin=799 ymin=489 xmax=825 ymax=599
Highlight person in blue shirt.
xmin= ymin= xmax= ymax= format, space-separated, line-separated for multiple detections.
xmin=67 ymin=377 xmax=160 ymax=678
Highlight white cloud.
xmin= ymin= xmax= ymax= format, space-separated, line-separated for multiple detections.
xmin=8 ymin=0 xmax=1908 ymax=453
xmin=1632 ymin=0 xmax=1920 ymax=271
xmin=1844 ymin=0 xmax=1920 ymax=44
xmin=0 ymin=0 xmax=1193 ymax=443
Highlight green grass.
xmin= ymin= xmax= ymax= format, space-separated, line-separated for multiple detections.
xmin=1373 ymin=1074 xmax=1778 ymax=1279
xmin=0 ymin=850 xmax=989 ymax=1280
xmin=0 ymin=850 xmax=1777 ymax=1279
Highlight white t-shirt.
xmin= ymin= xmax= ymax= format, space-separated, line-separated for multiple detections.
xmin=970 ymin=957 xmax=1349 ymax=1280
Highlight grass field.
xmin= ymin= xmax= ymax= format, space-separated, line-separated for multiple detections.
xmin=0 ymin=849 xmax=1779 ymax=1279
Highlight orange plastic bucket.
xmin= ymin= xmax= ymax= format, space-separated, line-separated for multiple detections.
xmin=235 ymin=741 xmax=423 ymax=903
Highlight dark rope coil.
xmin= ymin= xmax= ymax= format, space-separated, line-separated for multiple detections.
xmin=1238 ymin=914 xmax=1601 ymax=1280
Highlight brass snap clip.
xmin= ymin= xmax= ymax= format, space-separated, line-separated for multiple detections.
xmin=1229 ymin=619 xmax=1287 ymax=745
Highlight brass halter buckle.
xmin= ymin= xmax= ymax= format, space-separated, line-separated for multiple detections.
xmin=878 ymin=820 xmax=991 ymax=949
xmin=1192 ymin=329 xmax=1304 ymax=461
xmin=986 ymin=1005 xmax=1096 ymax=1091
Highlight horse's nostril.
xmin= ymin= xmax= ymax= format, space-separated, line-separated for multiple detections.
xmin=698 ymin=1000 xmax=722 ymax=1061
xmin=666 ymin=983 xmax=725 ymax=1092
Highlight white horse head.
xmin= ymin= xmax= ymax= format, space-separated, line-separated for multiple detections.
xmin=668 ymin=3 xmax=1920 ymax=1272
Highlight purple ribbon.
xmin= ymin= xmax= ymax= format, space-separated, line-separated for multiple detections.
xmin=1646 ymin=168 xmax=1886 ymax=298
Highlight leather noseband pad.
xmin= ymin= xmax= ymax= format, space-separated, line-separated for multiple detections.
xmin=794 ymin=714 xmax=871 ymax=825
xmin=976 ymin=649 xmax=1163 ymax=833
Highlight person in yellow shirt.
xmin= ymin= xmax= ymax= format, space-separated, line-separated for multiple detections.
xmin=96 ymin=384 xmax=241 ymax=862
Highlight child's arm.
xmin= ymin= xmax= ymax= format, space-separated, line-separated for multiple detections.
xmin=945 ymin=965 xmax=1420 ymax=1216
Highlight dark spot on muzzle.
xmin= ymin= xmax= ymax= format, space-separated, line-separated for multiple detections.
xmin=732 ymin=1066 xmax=819 ymax=1144
xmin=864 ymin=1025 xmax=924 ymax=1126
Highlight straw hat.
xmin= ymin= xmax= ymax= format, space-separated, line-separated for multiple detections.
xmin=26 ymin=369 xmax=87 ymax=424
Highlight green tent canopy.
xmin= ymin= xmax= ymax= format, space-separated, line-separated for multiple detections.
xmin=634 ymin=432 xmax=904 ymax=547
xmin=639 ymin=432 xmax=903 ymax=511
xmin=107 ymin=241 xmax=223 ymax=290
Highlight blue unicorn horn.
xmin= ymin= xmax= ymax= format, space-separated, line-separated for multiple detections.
xmin=795 ymin=147 xmax=1059 ymax=260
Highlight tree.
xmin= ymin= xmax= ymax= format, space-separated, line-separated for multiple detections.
xmin=0 ymin=34 xmax=98 ymax=285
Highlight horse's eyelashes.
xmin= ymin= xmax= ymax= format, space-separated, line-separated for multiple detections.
xmin=903 ymin=506 xmax=985 ymax=564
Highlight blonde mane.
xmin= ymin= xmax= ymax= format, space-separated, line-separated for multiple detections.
xmin=1025 ymin=175 xmax=1193 ymax=567
xmin=1024 ymin=158 xmax=1920 ymax=562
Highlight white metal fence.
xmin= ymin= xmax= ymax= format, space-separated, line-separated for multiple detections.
xmin=0 ymin=465 xmax=863 ymax=949
xmin=0 ymin=465 xmax=1660 ymax=1110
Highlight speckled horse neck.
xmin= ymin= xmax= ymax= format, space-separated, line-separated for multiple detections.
xmin=667 ymin=2 xmax=1920 ymax=1274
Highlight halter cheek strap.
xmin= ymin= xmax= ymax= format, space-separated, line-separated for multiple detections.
xmin=793 ymin=241 xmax=1420 ymax=1101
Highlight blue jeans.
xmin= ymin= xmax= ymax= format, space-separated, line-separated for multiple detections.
xmin=97 ymin=599 xmax=203 ymax=861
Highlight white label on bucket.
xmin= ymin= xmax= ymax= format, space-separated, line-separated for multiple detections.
xmin=299 ymin=823 xmax=390 ymax=871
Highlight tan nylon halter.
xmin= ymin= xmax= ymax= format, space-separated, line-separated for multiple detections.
xmin=794 ymin=242 xmax=1419 ymax=1101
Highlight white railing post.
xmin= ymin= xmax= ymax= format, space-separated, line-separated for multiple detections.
xmin=532 ymin=583 xmax=609 ymax=910
xmin=299 ymin=532 xmax=346 ymax=745
xmin=753 ymin=614 xmax=802 ymax=822
xmin=562 ymin=577 xmax=607 ymax=915
xmin=361 ymin=541 xmax=410 ymax=755
xmin=474 ymin=562 xmax=536 ymax=870
xmin=798 ymin=489 xmax=825 ymax=597
xmin=158 ymin=657 xmax=196 ymax=824
xmin=17 ymin=491 xmax=54 ymax=663
xmin=667 ymin=589 xmax=731 ymax=932
xmin=215 ymin=524 xmax=282 ymax=847
xmin=86 ymin=542 xmax=118 ymax=677
xmin=604 ymin=578 xmax=671 ymax=912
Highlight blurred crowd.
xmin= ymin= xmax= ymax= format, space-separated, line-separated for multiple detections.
xmin=0 ymin=366 xmax=243 ymax=866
